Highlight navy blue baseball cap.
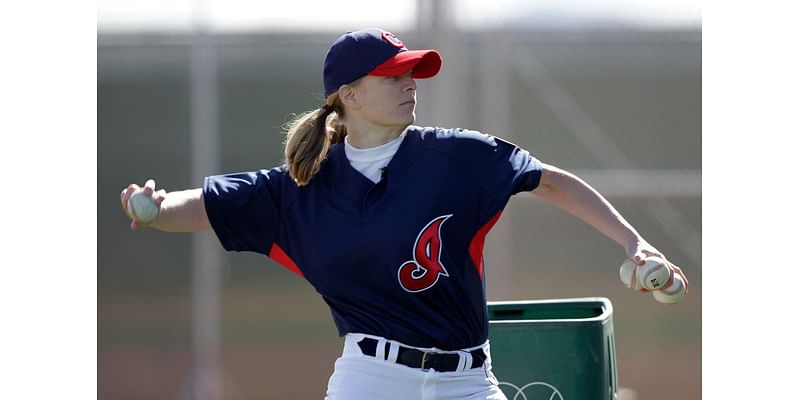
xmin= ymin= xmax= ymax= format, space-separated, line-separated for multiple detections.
xmin=323 ymin=28 xmax=443 ymax=100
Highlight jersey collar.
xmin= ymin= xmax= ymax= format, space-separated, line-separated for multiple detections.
xmin=321 ymin=126 xmax=424 ymax=209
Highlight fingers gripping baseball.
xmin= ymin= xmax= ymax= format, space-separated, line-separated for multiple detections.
xmin=628 ymin=241 xmax=662 ymax=265
xmin=625 ymin=240 xmax=688 ymax=296
xmin=121 ymin=179 xmax=165 ymax=231
xmin=641 ymin=255 xmax=688 ymax=296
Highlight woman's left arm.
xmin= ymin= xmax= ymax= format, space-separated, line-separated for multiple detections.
xmin=530 ymin=163 xmax=688 ymax=292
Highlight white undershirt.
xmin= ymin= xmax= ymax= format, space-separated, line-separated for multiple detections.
xmin=344 ymin=132 xmax=407 ymax=184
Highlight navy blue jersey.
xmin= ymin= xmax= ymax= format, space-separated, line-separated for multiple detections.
xmin=203 ymin=126 xmax=542 ymax=350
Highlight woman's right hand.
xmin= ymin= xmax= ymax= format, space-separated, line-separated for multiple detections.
xmin=120 ymin=179 xmax=166 ymax=231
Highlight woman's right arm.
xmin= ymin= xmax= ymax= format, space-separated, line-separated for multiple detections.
xmin=121 ymin=179 xmax=211 ymax=232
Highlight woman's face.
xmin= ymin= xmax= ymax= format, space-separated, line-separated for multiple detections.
xmin=347 ymin=71 xmax=417 ymax=129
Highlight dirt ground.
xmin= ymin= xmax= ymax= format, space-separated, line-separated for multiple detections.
xmin=99 ymin=272 xmax=701 ymax=400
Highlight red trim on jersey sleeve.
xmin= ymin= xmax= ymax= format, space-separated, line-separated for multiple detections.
xmin=268 ymin=243 xmax=305 ymax=279
xmin=468 ymin=210 xmax=504 ymax=279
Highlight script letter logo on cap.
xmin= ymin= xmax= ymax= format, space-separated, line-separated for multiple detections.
xmin=382 ymin=31 xmax=405 ymax=49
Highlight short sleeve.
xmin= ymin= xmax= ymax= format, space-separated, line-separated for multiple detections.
xmin=452 ymin=130 xmax=542 ymax=200
xmin=498 ymin=137 xmax=543 ymax=195
xmin=203 ymin=167 xmax=286 ymax=255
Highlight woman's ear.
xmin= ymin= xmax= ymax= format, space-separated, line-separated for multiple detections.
xmin=338 ymin=84 xmax=360 ymax=110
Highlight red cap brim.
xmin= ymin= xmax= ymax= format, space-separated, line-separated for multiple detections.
xmin=368 ymin=50 xmax=443 ymax=79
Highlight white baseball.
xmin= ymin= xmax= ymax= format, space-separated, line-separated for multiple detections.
xmin=126 ymin=191 xmax=160 ymax=224
xmin=636 ymin=257 xmax=672 ymax=290
xmin=653 ymin=273 xmax=686 ymax=304
xmin=619 ymin=258 xmax=643 ymax=290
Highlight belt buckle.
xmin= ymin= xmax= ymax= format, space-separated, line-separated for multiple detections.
xmin=421 ymin=351 xmax=446 ymax=371
xmin=420 ymin=351 xmax=430 ymax=369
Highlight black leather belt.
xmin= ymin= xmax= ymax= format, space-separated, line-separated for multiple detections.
xmin=357 ymin=337 xmax=486 ymax=372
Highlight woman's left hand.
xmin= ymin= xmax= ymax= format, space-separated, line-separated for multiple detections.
xmin=626 ymin=239 xmax=689 ymax=294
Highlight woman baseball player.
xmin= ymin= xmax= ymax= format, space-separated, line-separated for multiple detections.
xmin=121 ymin=28 xmax=688 ymax=399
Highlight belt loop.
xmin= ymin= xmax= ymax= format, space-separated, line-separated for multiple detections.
xmin=375 ymin=338 xmax=386 ymax=360
xmin=386 ymin=341 xmax=400 ymax=363
xmin=460 ymin=352 xmax=472 ymax=372
xmin=455 ymin=352 xmax=466 ymax=372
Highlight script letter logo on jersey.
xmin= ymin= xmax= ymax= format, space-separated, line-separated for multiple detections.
xmin=398 ymin=215 xmax=452 ymax=292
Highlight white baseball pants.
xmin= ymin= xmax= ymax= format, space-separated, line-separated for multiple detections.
xmin=324 ymin=333 xmax=508 ymax=400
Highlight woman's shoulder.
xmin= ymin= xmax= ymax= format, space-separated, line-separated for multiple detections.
xmin=206 ymin=165 xmax=294 ymax=193
xmin=409 ymin=125 xmax=500 ymax=154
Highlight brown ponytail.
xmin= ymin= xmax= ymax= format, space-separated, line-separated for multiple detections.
xmin=284 ymin=97 xmax=347 ymax=186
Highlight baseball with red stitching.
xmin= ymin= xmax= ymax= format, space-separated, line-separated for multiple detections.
xmin=636 ymin=257 xmax=672 ymax=290
xmin=653 ymin=273 xmax=686 ymax=304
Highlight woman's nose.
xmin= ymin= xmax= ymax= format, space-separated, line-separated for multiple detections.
xmin=404 ymin=76 xmax=417 ymax=91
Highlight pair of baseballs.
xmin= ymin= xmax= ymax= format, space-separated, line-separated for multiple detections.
xmin=125 ymin=191 xmax=160 ymax=224
xmin=619 ymin=257 xmax=685 ymax=304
